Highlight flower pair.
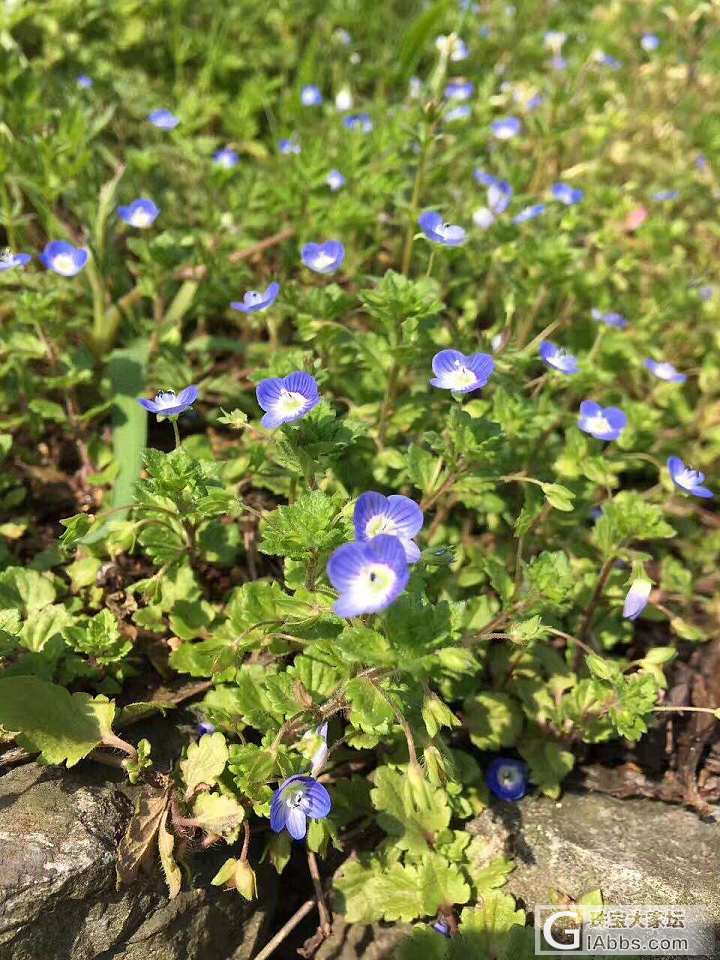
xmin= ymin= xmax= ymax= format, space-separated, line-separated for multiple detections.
xmin=327 ymin=493 xmax=424 ymax=617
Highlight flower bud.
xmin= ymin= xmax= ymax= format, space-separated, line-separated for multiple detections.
xmin=234 ymin=860 xmax=258 ymax=901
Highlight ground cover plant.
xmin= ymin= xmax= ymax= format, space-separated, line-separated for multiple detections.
xmin=0 ymin=0 xmax=719 ymax=957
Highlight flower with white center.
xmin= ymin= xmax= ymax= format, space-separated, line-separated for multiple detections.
xmin=301 ymin=240 xmax=345 ymax=274
xmin=327 ymin=534 xmax=410 ymax=617
xmin=270 ymin=775 xmax=332 ymax=840
xmin=512 ymin=203 xmax=545 ymax=224
xmin=418 ymin=211 xmax=466 ymax=247
xmin=335 ymin=86 xmax=353 ymax=111
xmin=539 ymin=341 xmax=579 ymax=374
xmin=446 ymin=104 xmax=471 ymax=122
xmin=278 ymin=137 xmax=301 ymax=155
xmin=255 ymin=371 xmax=320 ymax=429
xmin=0 ymin=251 xmax=31 ymax=272
xmin=213 ymin=147 xmax=239 ymax=169
xmin=77 ymin=75 xmax=93 ymax=89
xmin=40 ymin=241 xmax=89 ymax=277
xmin=490 ymin=117 xmax=521 ymax=140
xmin=667 ymin=456 xmax=713 ymax=499
xmin=591 ymin=308 xmax=627 ymax=329
xmin=148 ymin=109 xmax=179 ymax=129
xmin=645 ymin=359 xmax=686 ymax=383
xmin=473 ymin=207 xmax=496 ymax=230
xmin=342 ymin=113 xmax=372 ymax=132
xmin=354 ymin=492 xmax=424 ymax=563
xmin=641 ymin=33 xmax=660 ymax=52
xmin=230 ymin=282 xmax=280 ymax=314
xmin=551 ymin=182 xmax=583 ymax=206
xmin=623 ymin=579 xmax=652 ymax=620
xmin=326 ymin=169 xmax=346 ymax=192
xmin=445 ymin=79 xmax=474 ymax=101
xmin=117 ymin=198 xmax=160 ymax=228
xmin=485 ymin=757 xmax=528 ymax=801
xmin=430 ymin=349 xmax=495 ymax=393
xmin=435 ymin=34 xmax=469 ymax=62
xmin=137 ymin=385 xmax=199 ymax=419
xmin=577 ymin=401 xmax=627 ymax=441
xmin=301 ymin=84 xmax=323 ymax=106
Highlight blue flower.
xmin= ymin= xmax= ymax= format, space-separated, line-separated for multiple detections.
xmin=591 ymin=307 xmax=627 ymax=329
xmin=539 ymin=341 xmax=579 ymax=374
xmin=512 ymin=203 xmax=545 ymax=224
xmin=326 ymin=169 xmax=346 ymax=192
xmin=137 ymin=385 xmax=199 ymax=419
xmin=641 ymin=33 xmax=660 ymax=52
xmin=256 ymin=371 xmax=320 ymax=428
xmin=486 ymin=758 xmax=528 ymax=801
xmin=445 ymin=79 xmax=474 ymax=100
xmin=279 ymin=137 xmax=301 ymax=155
xmin=473 ymin=207 xmax=496 ymax=230
xmin=0 ymin=252 xmax=31 ymax=272
xmin=343 ymin=113 xmax=373 ymax=132
xmin=117 ymin=198 xmax=160 ymax=228
xmin=436 ymin=34 xmax=469 ymax=61
xmin=550 ymin=54 xmax=567 ymax=70
xmin=301 ymin=240 xmax=345 ymax=274
xmin=327 ymin=534 xmax=410 ymax=617
xmin=645 ymin=359 xmax=686 ymax=383
xmin=213 ymin=147 xmax=239 ymax=169
xmin=301 ymin=84 xmax=323 ymax=106
xmin=652 ymin=189 xmax=678 ymax=202
xmin=490 ymin=117 xmax=521 ymax=140
xmin=551 ymin=182 xmax=584 ymax=206
xmin=474 ymin=172 xmax=513 ymax=218
xmin=77 ymin=75 xmax=93 ymax=89
xmin=196 ymin=721 xmax=216 ymax=737
xmin=231 ymin=282 xmax=280 ymax=314
xmin=432 ymin=920 xmax=451 ymax=938
xmin=270 ymin=774 xmax=332 ymax=841
xmin=148 ymin=109 xmax=179 ymax=129
xmin=445 ymin=104 xmax=471 ymax=122
xmin=40 ymin=241 xmax=89 ymax=277
xmin=667 ymin=456 xmax=713 ymax=499
xmin=623 ymin=579 xmax=652 ymax=620
xmin=578 ymin=401 xmax=627 ymax=441
xmin=430 ymin=349 xmax=494 ymax=393
xmin=699 ymin=285 xmax=714 ymax=302
xmin=418 ymin=211 xmax=466 ymax=247
xmin=695 ymin=154 xmax=708 ymax=171
xmin=526 ymin=91 xmax=546 ymax=108
xmin=354 ymin=492 xmax=423 ymax=563
xmin=595 ymin=51 xmax=622 ymax=69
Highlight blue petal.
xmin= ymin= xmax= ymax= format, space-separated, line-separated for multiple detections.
xmin=302 ymin=780 xmax=332 ymax=819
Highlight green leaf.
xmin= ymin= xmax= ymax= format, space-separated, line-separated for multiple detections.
xmin=158 ymin=808 xmax=182 ymax=899
xmin=0 ymin=677 xmax=115 ymax=767
xmin=193 ymin=791 xmax=245 ymax=838
xmin=464 ymin=693 xmax=523 ymax=751
xmin=259 ymin=490 xmax=348 ymax=560
xmin=453 ymin=893 xmax=526 ymax=958
xmin=594 ymin=491 xmax=675 ymax=556
xmin=540 ymin=482 xmax=575 ymax=512
xmin=519 ymin=736 xmax=574 ymax=798
xmin=179 ymin=731 xmax=229 ymax=799
xmin=419 ymin=854 xmax=471 ymax=915
xmin=371 ymin=765 xmax=451 ymax=853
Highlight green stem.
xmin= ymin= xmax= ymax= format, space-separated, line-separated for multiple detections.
xmin=171 ymin=418 xmax=181 ymax=448
xmin=578 ymin=556 xmax=615 ymax=645
xmin=401 ymin=132 xmax=433 ymax=275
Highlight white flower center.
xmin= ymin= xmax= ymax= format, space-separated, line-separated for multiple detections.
xmin=364 ymin=563 xmax=396 ymax=597
xmin=365 ymin=515 xmax=397 ymax=538
xmin=284 ymin=787 xmax=307 ymax=809
xmin=245 ymin=291 xmax=262 ymax=305
xmin=585 ymin=414 xmax=611 ymax=434
xmin=676 ymin=468 xmax=700 ymax=489
xmin=499 ymin=766 xmax=522 ymax=788
xmin=153 ymin=391 xmax=177 ymax=410
xmin=53 ymin=254 xmax=76 ymax=274
xmin=653 ymin=362 xmax=675 ymax=379
xmin=276 ymin=389 xmax=307 ymax=417
xmin=131 ymin=209 xmax=152 ymax=226
xmin=311 ymin=251 xmax=335 ymax=270
xmin=444 ymin=363 xmax=476 ymax=389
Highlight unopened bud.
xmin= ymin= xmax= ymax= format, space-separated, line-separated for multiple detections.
xmin=234 ymin=860 xmax=257 ymax=900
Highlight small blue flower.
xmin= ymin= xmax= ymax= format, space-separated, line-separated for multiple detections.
xmin=591 ymin=308 xmax=627 ymax=329
xmin=699 ymin=285 xmax=714 ymax=302
xmin=623 ymin=579 xmax=652 ymax=620
xmin=578 ymin=401 xmax=627 ymax=441
xmin=652 ymin=189 xmax=678 ymax=202
xmin=270 ymin=774 xmax=332 ymax=840
xmin=0 ymin=252 xmax=31 ymax=272
xmin=230 ymin=282 xmax=280 ymax=314
xmin=445 ymin=104 xmax=471 ymax=122
xmin=695 ymin=154 xmax=708 ymax=171
xmin=354 ymin=492 xmax=424 ymax=563
xmin=327 ymin=534 xmax=410 ymax=617
xmin=256 ymin=371 xmax=320 ymax=428
xmin=326 ymin=169 xmax=346 ymax=192
xmin=486 ymin=757 xmax=528 ymax=801
xmin=117 ymin=198 xmax=160 ymax=228
xmin=343 ymin=113 xmax=373 ymax=132
xmin=418 ymin=211 xmax=466 ymax=247
xmin=667 ymin=456 xmax=713 ymax=499
xmin=539 ymin=341 xmax=579 ymax=374
xmin=40 ymin=241 xmax=89 ymax=277
xmin=430 ymin=349 xmax=494 ymax=393
xmin=301 ymin=84 xmax=323 ymax=106
xmin=432 ymin=920 xmax=451 ymax=938
xmin=213 ymin=147 xmax=239 ymax=169
xmin=137 ymin=385 xmax=199 ymax=419
xmin=436 ymin=35 xmax=469 ymax=61
xmin=148 ymin=108 xmax=180 ymax=129
xmin=595 ymin=51 xmax=622 ymax=69
xmin=279 ymin=137 xmax=301 ymax=155
xmin=526 ymin=91 xmax=546 ymax=108
xmin=301 ymin=240 xmax=345 ymax=274
xmin=445 ymin=79 xmax=474 ymax=100
xmin=491 ymin=117 xmax=521 ymax=140
xmin=197 ymin=721 xmax=216 ymax=737
xmin=473 ymin=207 xmax=496 ymax=230
xmin=475 ymin=172 xmax=513 ymax=218
xmin=77 ymin=75 xmax=93 ymax=89
xmin=641 ymin=33 xmax=660 ymax=52
xmin=551 ymin=182 xmax=584 ymax=206
xmin=512 ymin=203 xmax=545 ymax=224
xmin=645 ymin=359 xmax=686 ymax=383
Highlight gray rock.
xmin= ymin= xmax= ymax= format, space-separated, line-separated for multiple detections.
xmin=314 ymin=918 xmax=411 ymax=960
xmin=0 ymin=763 xmax=274 ymax=960
xmin=483 ymin=790 xmax=720 ymax=921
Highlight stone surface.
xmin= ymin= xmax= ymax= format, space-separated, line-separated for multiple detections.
xmin=489 ymin=790 xmax=720 ymax=921
xmin=314 ymin=918 xmax=411 ymax=960
xmin=0 ymin=763 xmax=274 ymax=960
